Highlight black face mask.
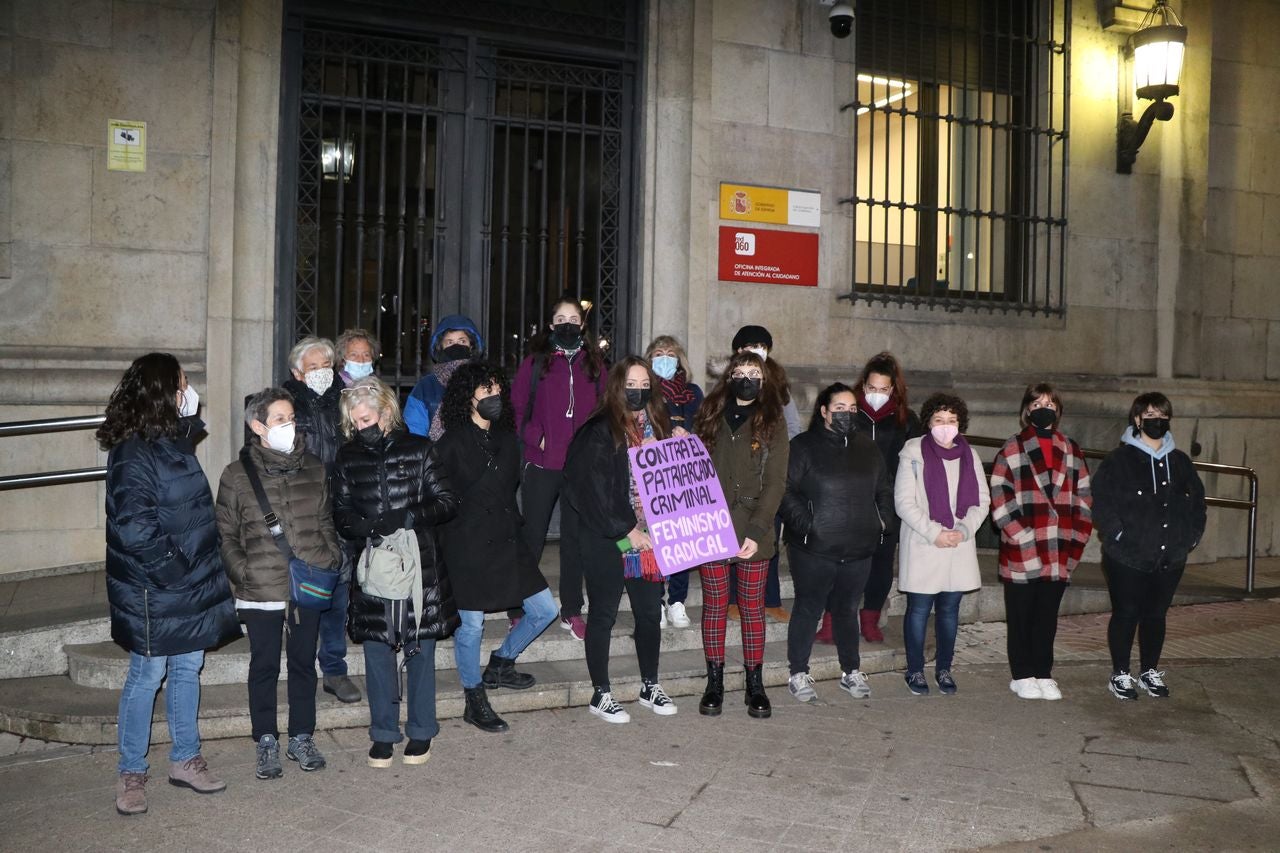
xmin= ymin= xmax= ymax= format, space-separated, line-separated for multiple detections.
xmin=356 ymin=424 xmax=383 ymax=446
xmin=1028 ymin=408 xmax=1058 ymax=433
xmin=440 ymin=343 xmax=471 ymax=362
xmin=474 ymin=395 xmax=504 ymax=422
xmin=1140 ymin=417 xmax=1170 ymax=440
xmin=552 ymin=322 xmax=582 ymax=349
xmin=828 ymin=410 xmax=855 ymax=436
xmin=625 ymin=388 xmax=651 ymax=412
xmin=731 ymin=377 xmax=761 ymax=402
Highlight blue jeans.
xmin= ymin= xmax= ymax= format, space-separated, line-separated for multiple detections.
xmin=454 ymin=588 xmax=557 ymax=688
xmin=903 ymin=591 xmax=965 ymax=674
xmin=363 ymin=639 xmax=438 ymax=744
xmin=117 ymin=650 xmax=204 ymax=774
xmin=665 ymin=569 xmax=691 ymax=605
xmin=317 ymin=574 xmax=350 ymax=676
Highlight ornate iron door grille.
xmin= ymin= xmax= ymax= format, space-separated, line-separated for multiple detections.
xmin=277 ymin=1 xmax=640 ymax=390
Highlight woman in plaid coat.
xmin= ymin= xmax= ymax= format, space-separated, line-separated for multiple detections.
xmin=989 ymin=383 xmax=1093 ymax=701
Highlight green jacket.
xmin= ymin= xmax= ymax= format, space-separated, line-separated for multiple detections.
xmin=215 ymin=441 xmax=343 ymax=603
xmin=708 ymin=416 xmax=790 ymax=561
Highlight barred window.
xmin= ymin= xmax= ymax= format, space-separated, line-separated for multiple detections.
xmin=840 ymin=0 xmax=1070 ymax=315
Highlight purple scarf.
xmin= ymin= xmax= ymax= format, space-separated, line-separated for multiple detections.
xmin=921 ymin=433 xmax=980 ymax=529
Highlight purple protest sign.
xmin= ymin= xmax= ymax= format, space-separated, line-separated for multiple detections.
xmin=628 ymin=435 xmax=739 ymax=576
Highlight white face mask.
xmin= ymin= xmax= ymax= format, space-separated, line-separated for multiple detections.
xmin=747 ymin=346 xmax=769 ymax=362
xmin=864 ymin=392 xmax=890 ymax=411
xmin=931 ymin=424 xmax=959 ymax=445
xmin=264 ymin=421 xmax=296 ymax=453
xmin=178 ymin=386 xmax=200 ymax=418
xmin=304 ymin=367 xmax=334 ymax=395
xmin=345 ymin=359 xmax=374 ymax=380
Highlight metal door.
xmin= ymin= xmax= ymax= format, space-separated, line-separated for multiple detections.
xmin=276 ymin=1 xmax=641 ymax=390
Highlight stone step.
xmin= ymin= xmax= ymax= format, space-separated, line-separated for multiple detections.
xmin=0 ymin=634 xmax=912 ymax=746
xmin=63 ymin=602 xmax=801 ymax=689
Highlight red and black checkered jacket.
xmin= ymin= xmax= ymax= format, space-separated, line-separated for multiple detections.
xmin=989 ymin=427 xmax=1093 ymax=583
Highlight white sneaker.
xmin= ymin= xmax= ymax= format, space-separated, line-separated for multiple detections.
xmin=1037 ymin=678 xmax=1063 ymax=701
xmin=1010 ymin=678 xmax=1043 ymax=699
xmin=588 ymin=691 xmax=630 ymax=724
xmin=788 ymin=672 xmax=818 ymax=703
xmin=659 ymin=605 xmax=667 ymax=629
xmin=840 ymin=670 xmax=871 ymax=699
xmin=667 ymin=601 xmax=691 ymax=628
xmin=638 ymin=682 xmax=678 ymax=715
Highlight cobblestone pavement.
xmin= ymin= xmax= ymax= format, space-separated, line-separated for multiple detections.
xmin=2 ymin=601 xmax=1279 ymax=851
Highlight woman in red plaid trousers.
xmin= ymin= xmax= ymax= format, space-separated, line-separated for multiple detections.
xmin=989 ymin=383 xmax=1093 ymax=701
xmin=692 ymin=351 xmax=790 ymax=719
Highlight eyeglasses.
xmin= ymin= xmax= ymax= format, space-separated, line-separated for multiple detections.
xmin=730 ymin=371 xmax=763 ymax=381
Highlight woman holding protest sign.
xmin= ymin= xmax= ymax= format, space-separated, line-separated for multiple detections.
xmin=692 ymin=351 xmax=790 ymax=719
xmin=562 ymin=356 xmax=676 ymax=724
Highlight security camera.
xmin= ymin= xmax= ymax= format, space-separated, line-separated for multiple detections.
xmin=828 ymin=2 xmax=853 ymax=39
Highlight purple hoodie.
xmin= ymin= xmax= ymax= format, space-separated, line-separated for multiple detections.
xmin=511 ymin=350 xmax=605 ymax=470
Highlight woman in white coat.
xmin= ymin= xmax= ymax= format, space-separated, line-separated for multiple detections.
xmin=895 ymin=393 xmax=990 ymax=696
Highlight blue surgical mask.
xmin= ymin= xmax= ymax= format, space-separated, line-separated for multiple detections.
xmin=345 ymin=359 xmax=374 ymax=380
xmin=652 ymin=355 xmax=678 ymax=380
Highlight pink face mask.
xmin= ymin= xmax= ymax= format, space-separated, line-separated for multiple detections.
xmin=931 ymin=424 xmax=959 ymax=445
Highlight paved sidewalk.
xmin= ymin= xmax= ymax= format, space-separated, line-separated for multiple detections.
xmin=2 ymin=610 xmax=1279 ymax=852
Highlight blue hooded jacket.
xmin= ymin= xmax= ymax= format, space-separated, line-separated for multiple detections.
xmin=405 ymin=314 xmax=484 ymax=437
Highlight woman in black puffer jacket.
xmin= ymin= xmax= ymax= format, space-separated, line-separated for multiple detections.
xmin=98 ymin=353 xmax=239 ymax=815
xmin=333 ymin=377 xmax=458 ymax=768
xmin=779 ymin=382 xmax=895 ymax=704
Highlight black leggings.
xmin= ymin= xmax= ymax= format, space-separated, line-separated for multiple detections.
xmin=1103 ymin=555 xmax=1185 ymax=674
xmin=572 ymin=530 xmax=664 ymax=691
xmin=860 ymin=532 xmax=898 ymax=612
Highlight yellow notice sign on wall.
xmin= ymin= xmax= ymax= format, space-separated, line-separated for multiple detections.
xmin=719 ymin=182 xmax=821 ymax=228
xmin=107 ymin=120 xmax=147 ymax=172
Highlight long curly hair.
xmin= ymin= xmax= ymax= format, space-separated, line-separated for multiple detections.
xmin=526 ymin=295 xmax=605 ymax=381
xmin=96 ymin=353 xmax=183 ymax=450
xmin=440 ymin=361 xmax=515 ymax=434
xmin=694 ymin=352 xmax=784 ymax=453
xmin=597 ymin=356 xmax=671 ymax=448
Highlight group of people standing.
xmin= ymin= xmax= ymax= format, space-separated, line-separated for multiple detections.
xmin=98 ymin=299 xmax=1208 ymax=816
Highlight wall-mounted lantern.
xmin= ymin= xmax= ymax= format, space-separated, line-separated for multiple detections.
xmin=1115 ymin=1 xmax=1187 ymax=174
xmin=321 ymin=138 xmax=355 ymax=182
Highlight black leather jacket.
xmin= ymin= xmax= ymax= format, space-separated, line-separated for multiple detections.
xmin=333 ymin=428 xmax=459 ymax=642
xmin=779 ymin=425 xmax=896 ymax=562
xmin=282 ymin=378 xmax=343 ymax=472
xmin=562 ymin=415 xmax=636 ymax=540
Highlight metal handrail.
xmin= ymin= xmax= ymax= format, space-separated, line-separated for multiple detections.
xmin=967 ymin=434 xmax=1261 ymax=593
xmin=0 ymin=415 xmax=106 ymax=492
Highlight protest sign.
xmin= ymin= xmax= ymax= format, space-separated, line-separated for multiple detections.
xmin=628 ymin=434 xmax=739 ymax=576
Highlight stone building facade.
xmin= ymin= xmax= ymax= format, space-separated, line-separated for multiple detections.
xmin=1 ymin=0 xmax=1276 ymax=574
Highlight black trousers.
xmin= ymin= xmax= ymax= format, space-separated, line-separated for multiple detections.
xmin=574 ymin=530 xmax=664 ymax=690
xmin=515 ymin=463 xmax=586 ymax=619
xmin=787 ymin=548 xmax=871 ymax=675
xmin=1103 ymin=555 xmax=1185 ymax=674
xmin=241 ymin=605 xmax=321 ymax=741
xmin=1003 ymin=580 xmax=1068 ymax=680
xmin=860 ymin=532 xmax=898 ymax=612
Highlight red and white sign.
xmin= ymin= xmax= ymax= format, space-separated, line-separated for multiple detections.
xmin=717 ymin=226 xmax=818 ymax=287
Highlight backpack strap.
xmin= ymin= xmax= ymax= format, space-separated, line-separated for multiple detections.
xmin=239 ymin=446 xmax=297 ymax=563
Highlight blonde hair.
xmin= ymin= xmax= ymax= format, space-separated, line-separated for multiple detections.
xmin=339 ymin=376 xmax=404 ymax=438
xmin=643 ymin=335 xmax=692 ymax=378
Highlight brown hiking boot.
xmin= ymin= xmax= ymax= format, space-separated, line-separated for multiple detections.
xmin=168 ymin=755 xmax=226 ymax=794
xmin=116 ymin=772 xmax=148 ymax=815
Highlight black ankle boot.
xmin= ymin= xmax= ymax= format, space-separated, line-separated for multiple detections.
xmin=482 ymin=652 xmax=536 ymax=690
xmin=744 ymin=665 xmax=771 ymax=719
xmin=699 ymin=661 xmax=724 ymax=716
xmin=463 ymin=686 xmax=510 ymax=733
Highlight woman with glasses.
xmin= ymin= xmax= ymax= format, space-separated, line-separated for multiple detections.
xmin=691 ymin=351 xmax=789 ymax=719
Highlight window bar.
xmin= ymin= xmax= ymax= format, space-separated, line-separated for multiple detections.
xmin=374 ymin=63 xmax=390 ymax=387
xmin=1059 ymin=0 xmax=1071 ymax=312
xmin=975 ymin=0 xmax=985 ymax=302
xmin=537 ymin=81 xmax=550 ymax=322
xmin=1028 ymin=0 xmax=1041 ymax=313
xmin=848 ymin=34 xmax=859 ymax=301
xmin=479 ymin=77 xmax=494 ymax=348
xmin=414 ymin=70 xmax=429 ymax=383
xmin=498 ymin=81 xmax=513 ymax=367
xmin=394 ymin=61 xmax=409 ymax=388
xmin=334 ymin=56 xmax=349 ymax=338
xmin=1044 ymin=1 xmax=1054 ymax=313
xmin=519 ymin=80 xmax=532 ymax=357
xmin=558 ymin=82 xmax=569 ymax=298
xmin=354 ymin=58 xmax=369 ymax=334
xmin=575 ymin=88 xmax=588 ymax=301
xmin=958 ymin=0 xmax=971 ymax=300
